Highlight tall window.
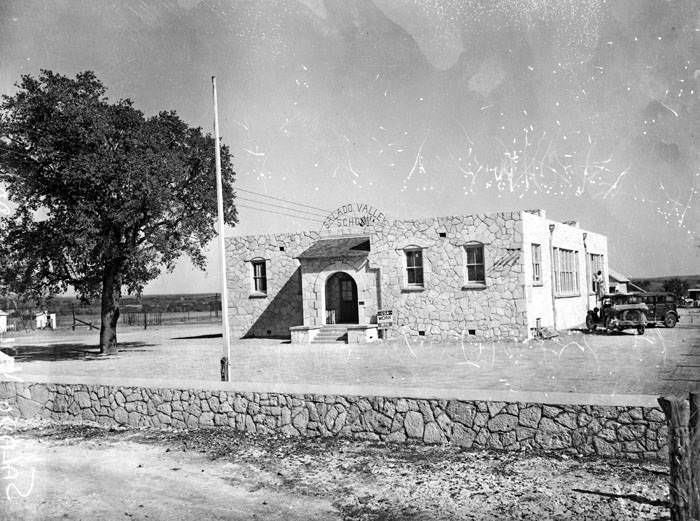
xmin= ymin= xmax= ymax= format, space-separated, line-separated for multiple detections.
xmin=553 ymin=248 xmax=579 ymax=296
xmin=405 ymin=248 xmax=424 ymax=287
xmin=251 ymin=259 xmax=267 ymax=294
xmin=589 ymin=254 xmax=604 ymax=293
xmin=531 ymin=244 xmax=542 ymax=283
xmin=465 ymin=243 xmax=485 ymax=284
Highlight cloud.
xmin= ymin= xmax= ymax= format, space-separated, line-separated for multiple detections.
xmin=176 ymin=0 xmax=204 ymax=9
xmin=373 ymin=0 xmax=463 ymax=70
xmin=468 ymin=57 xmax=506 ymax=97
xmin=296 ymin=0 xmax=328 ymax=20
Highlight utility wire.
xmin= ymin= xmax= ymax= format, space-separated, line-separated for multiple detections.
xmin=236 ymin=196 xmax=327 ymax=218
xmin=236 ymin=187 xmax=330 ymax=214
xmin=236 ymin=203 xmax=323 ymax=223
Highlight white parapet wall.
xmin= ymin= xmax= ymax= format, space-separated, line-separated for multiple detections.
xmin=0 ymin=351 xmax=16 ymax=373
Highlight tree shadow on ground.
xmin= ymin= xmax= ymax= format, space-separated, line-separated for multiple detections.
xmin=172 ymin=333 xmax=222 ymax=340
xmin=0 ymin=341 xmax=153 ymax=362
xmin=572 ymin=488 xmax=669 ymax=507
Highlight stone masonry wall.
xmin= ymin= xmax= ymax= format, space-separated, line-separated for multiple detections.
xmin=367 ymin=212 xmax=527 ymax=340
xmin=1 ymin=381 xmax=668 ymax=461
xmin=226 ymin=232 xmax=319 ymax=337
xmin=226 ymin=211 xmax=529 ymax=341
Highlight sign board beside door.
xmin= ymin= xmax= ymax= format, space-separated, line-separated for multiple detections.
xmin=377 ymin=309 xmax=393 ymax=329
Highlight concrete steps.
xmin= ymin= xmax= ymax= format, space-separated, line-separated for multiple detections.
xmin=311 ymin=325 xmax=349 ymax=344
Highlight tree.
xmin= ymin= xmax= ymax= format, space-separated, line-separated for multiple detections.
xmin=663 ymin=277 xmax=689 ymax=299
xmin=0 ymin=70 xmax=236 ymax=354
xmin=632 ymin=279 xmax=652 ymax=291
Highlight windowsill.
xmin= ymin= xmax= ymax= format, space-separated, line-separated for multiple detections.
xmin=249 ymin=292 xmax=268 ymax=299
xmin=462 ymin=283 xmax=486 ymax=290
xmin=401 ymin=286 xmax=425 ymax=293
xmin=555 ymin=293 xmax=580 ymax=299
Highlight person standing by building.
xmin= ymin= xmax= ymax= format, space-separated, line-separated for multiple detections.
xmin=594 ymin=270 xmax=605 ymax=303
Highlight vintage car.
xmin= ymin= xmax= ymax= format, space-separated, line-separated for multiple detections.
xmin=586 ymin=293 xmax=648 ymax=335
xmin=639 ymin=292 xmax=679 ymax=327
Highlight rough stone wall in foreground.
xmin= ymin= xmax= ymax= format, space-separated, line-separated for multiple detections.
xmin=1 ymin=382 xmax=668 ymax=461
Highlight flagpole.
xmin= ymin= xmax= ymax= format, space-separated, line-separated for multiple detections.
xmin=212 ymin=76 xmax=231 ymax=382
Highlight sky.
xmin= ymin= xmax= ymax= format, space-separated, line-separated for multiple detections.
xmin=1 ymin=0 xmax=698 ymax=294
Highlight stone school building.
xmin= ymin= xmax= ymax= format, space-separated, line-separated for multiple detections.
xmin=226 ymin=209 xmax=608 ymax=342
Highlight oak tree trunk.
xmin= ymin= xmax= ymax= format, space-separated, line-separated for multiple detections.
xmin=99 ymin=265 xmax=121 ymax=355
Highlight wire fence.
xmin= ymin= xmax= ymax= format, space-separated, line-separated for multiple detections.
xmin=680 ymin=308 xmax=700 ymax=326
xmin=1 ymin=299 xmax=222 ymax=332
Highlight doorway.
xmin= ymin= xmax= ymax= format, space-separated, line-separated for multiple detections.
xmin=325 ymin=272 xmax=358 ymax=324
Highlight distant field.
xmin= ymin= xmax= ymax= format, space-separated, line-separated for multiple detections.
xmin=2 ymin=293 xmax=223 ymax=332
xmin=631 ymin=274 xmax=700 ymax=292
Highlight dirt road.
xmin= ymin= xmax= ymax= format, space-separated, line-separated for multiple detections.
xmin=1 ymin=423 xmax=670 ymax=520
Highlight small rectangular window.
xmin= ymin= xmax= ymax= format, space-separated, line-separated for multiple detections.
xmin=252 ymin=260 xmax=267 ymax=294
xmin=405 ymin=249 xmax=424 ymax=287
xmin=465 ymin=244 xmax=485 ymax=284
xmin=531 ymin=244 xmax=542 ymax=283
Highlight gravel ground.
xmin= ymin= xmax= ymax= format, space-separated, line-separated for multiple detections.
xmin=4 ymin=422 xmax=671 ymax=521
xmin=6 ymin=320 xmax=699 ymax=395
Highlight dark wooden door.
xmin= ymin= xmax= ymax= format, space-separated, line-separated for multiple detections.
xmin=339 ymin=278 xmax=358 ymax=323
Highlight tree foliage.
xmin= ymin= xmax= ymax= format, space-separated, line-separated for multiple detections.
xmin=0 ymin=70 xmax=236 ymax=351
xmin=662 ymin=277 xmax=689 ymax=299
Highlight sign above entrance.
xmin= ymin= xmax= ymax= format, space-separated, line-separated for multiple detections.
xmin=321 ymin=203 xmax=387 ymax=230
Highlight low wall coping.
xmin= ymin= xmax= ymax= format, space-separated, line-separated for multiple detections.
xmin=346 ymin=324 xmax=378 ymax=330
xmin=4 ymin=373 xmax=661 ymax=408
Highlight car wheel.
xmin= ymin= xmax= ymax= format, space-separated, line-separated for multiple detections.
xmin=605 ymin=317 xmax=614 ymax=333
xmin=664 ymin=313 xmax=677 ymax=328
xmin=637 ymin=325 xmax=645 ymax=335
xmin=586 ymin=313 xmax=597 ymax=332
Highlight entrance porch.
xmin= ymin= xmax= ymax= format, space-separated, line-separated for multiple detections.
xmin=290 ymin=236 xmax=379 ymax=343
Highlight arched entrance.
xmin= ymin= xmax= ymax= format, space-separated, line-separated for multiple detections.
xmin=325 ymin=272 xmax=358 ymax=324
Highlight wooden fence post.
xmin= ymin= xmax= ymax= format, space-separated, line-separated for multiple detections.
xmin=659 ymin=394 xmax=696 ymax=521
xmin=690 ymin=393 xmax=700 ymax=521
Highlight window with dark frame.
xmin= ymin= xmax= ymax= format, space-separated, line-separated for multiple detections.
xmin=405 ymin=248 xmax=424 ymax=287
xmin=465 ymin=243 xmax=485 ymax=284
xmin=251 ymin=259 xmax=267 ymax=294
xmin=532 ymin=244 xmax=542 ymax=283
